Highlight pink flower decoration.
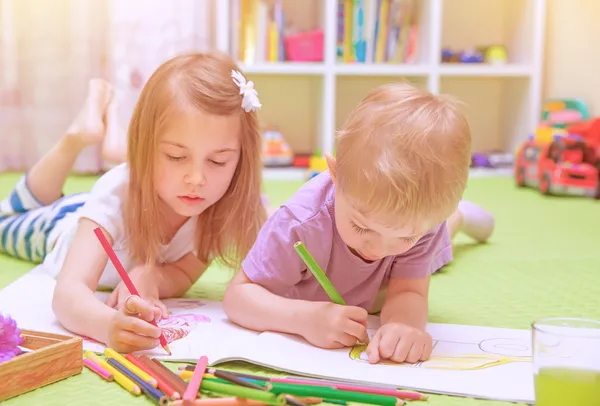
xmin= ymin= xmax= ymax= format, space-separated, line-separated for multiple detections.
xmin=0 ymin=314 xmax=24 ymax=363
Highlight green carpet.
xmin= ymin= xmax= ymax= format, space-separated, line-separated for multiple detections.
xmin=1 ymin=172 xmax=599 ymax=406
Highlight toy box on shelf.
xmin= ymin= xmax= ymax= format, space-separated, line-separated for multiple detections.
xmin=514 ymin=98 xmax=600 ymax=199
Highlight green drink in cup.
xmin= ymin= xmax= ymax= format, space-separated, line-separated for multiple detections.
xmin=533 ymin=318 xmax=600 ymax=406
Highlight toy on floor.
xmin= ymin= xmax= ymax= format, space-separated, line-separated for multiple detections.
xmin=515 ymin=134 xmax=598 ymax=198
xmin=262 ymin=125 xmax=294 ymax=167
xmin=307 ymin=151 xmax=328 ymax=180
xmin=540 ymin=98 xmax=590 ymax=129
xmin=566 ymin=117 xmax=600 ymax=153
xmin=471 ymin=151 xmax=514 ymax=169
xmin=0 ymin=314 xmax=23 ymax=363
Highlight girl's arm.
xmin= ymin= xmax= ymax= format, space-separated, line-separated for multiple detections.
xmin=52 ymin=218 xmax=116 ymax=343
xmin=52 ymin=218 xmax=160 ymax=349
xmin=156 ymin=253 xmax=206 ymax=298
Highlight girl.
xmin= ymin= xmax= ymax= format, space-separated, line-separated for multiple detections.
xmin=0 ymin=52 xmax=266 ymax=353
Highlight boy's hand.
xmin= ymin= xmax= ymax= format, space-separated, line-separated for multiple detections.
xmin=106 ymin=265 xmax=169 ymax=321
xmin=106 ymin=295 xmax=164 ymax=353
xmin=301 ymin=302 xmax=369 ymax=349
xmin=366 ymin=322 xmax=432 ymax=364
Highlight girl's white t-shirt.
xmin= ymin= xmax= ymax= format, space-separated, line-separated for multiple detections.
xmin=42 ymin=163 xmax=197 ymax=289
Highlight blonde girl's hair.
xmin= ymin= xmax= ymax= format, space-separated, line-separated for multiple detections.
xmin=125 ymin=51 xmax=266 ymax=269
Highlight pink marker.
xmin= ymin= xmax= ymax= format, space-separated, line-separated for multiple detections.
xmin=83 ymin=358 xmax=113 ymax=381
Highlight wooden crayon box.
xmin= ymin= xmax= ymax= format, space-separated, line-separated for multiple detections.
xmin=0 ymin=330 xmax=83 ymax=402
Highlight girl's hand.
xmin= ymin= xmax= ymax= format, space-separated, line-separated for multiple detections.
xmin=366 ymin=322 xmax=433 ymax=364
xmin=300 ymin=302 xmax=369 ymax=349
xmin=106 ymin=295 xmax=164 ymax=353
xmin=106 ymin=265 xmax=169 ymax=321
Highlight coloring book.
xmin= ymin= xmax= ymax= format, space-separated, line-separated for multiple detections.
xmin=0 ymin=268 xmax=535 ymax=404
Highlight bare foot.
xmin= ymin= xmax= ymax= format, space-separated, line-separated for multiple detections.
xmin=101 ymin=94 xmax=128 ymax=164
xmin=66 ymin=78 xmax=113 ymax=148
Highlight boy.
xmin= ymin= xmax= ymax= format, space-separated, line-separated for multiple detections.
xmin=223 ymin=83 xmax=494 ymax=365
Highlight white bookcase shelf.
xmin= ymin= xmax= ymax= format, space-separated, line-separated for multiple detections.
xmin=215 ymin=0 xmax=546 ymax=167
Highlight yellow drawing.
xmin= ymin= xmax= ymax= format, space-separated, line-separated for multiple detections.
xmin=349 ymin=336 xmax=531 ymax=370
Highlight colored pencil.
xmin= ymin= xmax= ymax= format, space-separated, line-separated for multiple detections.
xmin=184 ymin=355 xmax=209 ymax=402
xmin=93 ymin=227 xmax=171 ymax=355
xmin=107 ymin=358 xmax=169 ymax=405
xmin=270 ymin=377 xmax=427 ymax=401
xmin=293 ymin=241 xmax=345 ymax=304
xmin=140 ymin=355 xmax=188 ymax=398
xmin=198 ymin=378 xmax=348 ymax=406
xmin=85 ymin=351 xmax=141 ymax=395
xmin=211 ymin=369 xmax=271 ymax=392
xmin=104 ymin=348 xmax=158 ymax=388
xmin=194 ymin=369 xmax=421 ymax=401
xmin=171 ymin=398 xmax=269 ymax=406
xmin=280 ymin=395 xmax=308 ymax=406
xmin=200 ymin=379 xmax=281 ymax=405
xmin=302 ymin=398 xmax=346 ymax=405
xmin=148 ymin=356 xmax=189 ymax=396
xmin=83 ymin=357 xmax=113 ymax=381
xmin=126 ymin=353 xmax=181 ymax=400
xmin=220 ymin=379 xmax=404 ymax=406
xmin=208 ymin=369 xmax=270 ymax=381
xmin=182 ymin=367 xmax=269 ymax=382
xmin=285 ymin=376 xmax=425 ymax=399
xmin=211 ymin=373 xmax=307 ymax=406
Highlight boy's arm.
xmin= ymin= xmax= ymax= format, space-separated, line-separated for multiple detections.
xmin=223 ymin=269 xmax=316 ymax=335
xmin=384 ymin=221 xmax=452 ymax=330
xmin=380 ymin=276 xmax=430 ymax=331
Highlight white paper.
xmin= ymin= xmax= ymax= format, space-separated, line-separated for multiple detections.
xmin=0 ymin=268 xmax=535 ymax=403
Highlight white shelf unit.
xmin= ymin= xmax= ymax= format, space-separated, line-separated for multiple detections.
xmin=215 ymin=0 xmax=546 ymax=164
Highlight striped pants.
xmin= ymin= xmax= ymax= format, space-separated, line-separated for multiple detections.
xmin=0 ymin=176 xmax=88 ymax=263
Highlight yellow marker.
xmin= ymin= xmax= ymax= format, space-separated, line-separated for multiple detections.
xmin=104 ymin=348 xmax=158 ymax=388
xmin=85 ymin=351 xmax=142 ymax=395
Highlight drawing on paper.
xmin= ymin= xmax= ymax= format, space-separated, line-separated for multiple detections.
xmin=349 ymin=330 xmax=531 ymax=370
xmin=160 ymin=313 xmax=211 ymax=343
xmin=82 ymin=299 xmax=211 ymax=347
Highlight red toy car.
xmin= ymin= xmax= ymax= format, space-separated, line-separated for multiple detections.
xmin=515 ymin=135 xmax=599 ymax=198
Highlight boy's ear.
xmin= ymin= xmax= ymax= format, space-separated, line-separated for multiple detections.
xmin=325 ymin=153 xmax=337 ymax=183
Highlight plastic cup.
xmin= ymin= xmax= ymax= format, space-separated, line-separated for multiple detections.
xmin=532 ymin=318 xmax=600 ymax=406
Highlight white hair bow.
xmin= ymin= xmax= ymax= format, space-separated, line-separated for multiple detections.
xmin=231 ymin=70 xmax=262 ymax=113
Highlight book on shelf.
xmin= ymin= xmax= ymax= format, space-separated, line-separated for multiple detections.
xmin=338 ymin=0 xmax=419 ymax=64
xmin=231 ymin=0 xmax=293 ymax=64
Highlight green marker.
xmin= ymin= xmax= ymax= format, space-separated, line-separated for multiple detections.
xmin=293 ymin=241 xmax=345 ymax=305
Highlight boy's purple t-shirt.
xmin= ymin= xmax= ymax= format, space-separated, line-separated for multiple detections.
xmin=242 ymin=171 xmax=453 ymax=310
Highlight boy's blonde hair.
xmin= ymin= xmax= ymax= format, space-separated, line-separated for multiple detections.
xmin=335 ymin=82 xmax=471 ymax=229
xmin=126 ymin=51 xmax=265 ymax=269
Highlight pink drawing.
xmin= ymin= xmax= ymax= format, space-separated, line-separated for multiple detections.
xmin=80 ymin=299 xmax=210 ymax=347
xmin=159 ymin=313 xmax=211 ymax=343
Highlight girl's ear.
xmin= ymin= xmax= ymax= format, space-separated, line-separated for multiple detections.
xmin=325 ymin=153 xmax=337 ymax=184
